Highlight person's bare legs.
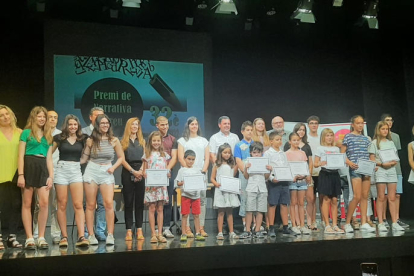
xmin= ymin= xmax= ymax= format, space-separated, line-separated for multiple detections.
xmin=84 ymin=182 xmax=98 ymax=237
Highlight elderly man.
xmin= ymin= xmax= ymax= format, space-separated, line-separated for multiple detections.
xmin=267 ymin=116 xmax=291 ymax=147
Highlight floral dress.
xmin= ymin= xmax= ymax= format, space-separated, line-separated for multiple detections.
xmin=143 ymin=151 xmax=170 ymax=205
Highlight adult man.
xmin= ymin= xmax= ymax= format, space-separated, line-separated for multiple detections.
xmin=82 ymin=107 xmax=107 ymax=241
xmin=381 ymin=114 xmax=409 ymax=229
xmin=33 ymin=110 xmax=61 ymax=244
xmin=155 ymin=116 xmax=178 ymax=238
xmin=267 ymin=116 xmax=291 ymax=147
xmin=209 ymin=116 xmax=240 ymax=164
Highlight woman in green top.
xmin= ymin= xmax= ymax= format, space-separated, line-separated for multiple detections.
xmin=0 ymin=105 xmax=23 ymax=249
xmin=18 ymin=106 xmax=54 ymax=250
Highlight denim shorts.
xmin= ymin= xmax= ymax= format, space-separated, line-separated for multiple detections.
xmin=289 ymin=180 xmax=308 ymax=191
xmin=349 ymin=169 xmax=370 ymax=180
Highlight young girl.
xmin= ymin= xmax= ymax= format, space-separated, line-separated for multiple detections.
xmin=314 ymin=128 xmax=345 ymax=234
xmin=211 ymin=143 xmax=240 ymax=240
xmin=142 ymin=131 xmax=170 ymax=243
xmin=369 ymin=121 xmax=404 ymax=232
xmin=341 ymin=115 xmax=375 ymax=233
xmin=285 ymin=133 xmax=311 ymax=235
xmin=17 ymin=106 xmax=53 ymax=249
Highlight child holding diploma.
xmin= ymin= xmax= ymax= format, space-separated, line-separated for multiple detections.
xmin=313 ymin=128 xmax=345 ymax=234
xmin=341 ymin=115 xmax=375 ymax=233
xmin=264 ymin=131 xmax=295 ymax=237
xmin=175 ymin=150 xmax=206 ymax=242
xmin=211 ymin=143 xmax=240 ymax=240
xmin=142 ymin=131 xmax=170 ymax=244
xmin=368 ymin=121 xmax=404 ymax=232
xmin=239 ymin=142 xmax=272 ymax=239
xmin=285 ymin=133 xmax=311 ymax=235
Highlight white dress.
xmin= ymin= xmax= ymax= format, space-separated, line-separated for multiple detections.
xmin=213 ymin=164 xmax=240 ymax=209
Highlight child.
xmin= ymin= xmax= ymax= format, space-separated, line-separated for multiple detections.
xmin=264 ymin=131 xmax=295 ymax=237
xmin=211 ymin=143 xmax=240 ymax=240
xmin=314 ymin=128 xmax=345 ymax=234
xmin=175 ymin=150 xmax=206 ymax=241
xmin=239 ymin=142 xmax=272 ymax=239
xmin=341 ymin=115 xmax=375 ymax=233
xmin=368 ymin=121 xmax=404 ymax=232
xmin=285 ymin=133 xmax=311 ymax=235
xmin=142 ymin=131 xmax=170 ymax=243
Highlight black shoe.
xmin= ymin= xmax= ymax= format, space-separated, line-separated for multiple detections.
xmin=269 ymin=227 xmax=276 ymax=238
xmin=282 ymin=227 xmax=297 ymax=236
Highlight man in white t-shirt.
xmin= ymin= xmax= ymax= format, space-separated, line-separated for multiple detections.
xmin=209 ymin=116 xmax=240 ymax=163
xmin=381 ymin=113 xmax=409 ymax=229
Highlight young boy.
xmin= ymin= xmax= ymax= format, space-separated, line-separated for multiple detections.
xmin=234 ymin=121 xmax=254 ymax=230
xmin=264 ymin=131 xmax=296 ymax=237
xmin=175 ymin=150 xmax=205 ymax=242
xmin=239 ymin=142 xmax=272 ymax=239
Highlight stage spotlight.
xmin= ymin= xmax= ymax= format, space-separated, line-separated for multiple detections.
xmin=122 ymin=0 xmax=141 ymax=8
xmin=360 ymin=0 xmax=379 ymax=29
xmin=213 ymin=0 xmax=238 ymax=15
xmin=266 ymin=7 xmax=276 ymax=16
xmin=333 ymin=0 xmax=343 ymax=7
xmin=291 ymin=0 xmax=315 ymax=24
xmin=197 ymin=1 xmax=208 ymax=10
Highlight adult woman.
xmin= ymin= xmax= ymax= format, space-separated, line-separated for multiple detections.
xmin=177 ymin=117 xmax=209 ymax=237
xmin=120 ymin=117 xmax=145 ymax=241
xmin=81 ymin=114 xmax=124 ymax=245
xmin=52 ymin=115 xmax=89 ymax=247
xmin=284 ymin=123 xmax=315 ymax=230
xmin=18 ymin=106 xmax=53 ymax=249
xmin=252 ymin=118 xmax=271 ymax=152
xmin=0 ymin=105 xmax=23 ymax=249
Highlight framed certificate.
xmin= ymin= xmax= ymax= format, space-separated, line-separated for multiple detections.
xmin=145 ymin=169 xmax=169 ymax=186
xmin=326 ymin=153 xmax=346 ymax=169
xmin=273 ymin=167 xmax=294 ymax=181
xmin=355 ymin=159 xmax=376 ymax=176
xmin=289 ymin=161 xmax=310 ymax=176
xmin=247 ymin=157 xmax=270 ymax=173
xmin=218 ymin=176 xmax=241 ymax=194
xmin=379 ymin=149 xmax=400 ymax=163
xmin=183 ymin=174 xmax=207 ymax=191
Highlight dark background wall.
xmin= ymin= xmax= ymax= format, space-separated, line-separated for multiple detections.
xmin=1 ymin=0 xmax=414 ymax=217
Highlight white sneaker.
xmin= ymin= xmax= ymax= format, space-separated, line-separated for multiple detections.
xmin=343 ymin=223 xmax=354 ymax=233
xmin=383 ymin=220 xmax=390 ymax=228
xmin=163 ymin=229 xmax=175 ymax=238
xmin=360 ymin=223 xmax=376 ymax=232
xmin=300 ymin=226 xmax=311 ymax=235
xmin=88 ymin=235 xmax=98 ymax=245
xmin=392 ymin=222 xmax=405 ymax=232
xmin=291 ymin=226 xmax=301 ymax=235
xmin=378 ymin=223 xmax=388 ymax=232
xmin=106 ymin=234 xmax=115 ymax=245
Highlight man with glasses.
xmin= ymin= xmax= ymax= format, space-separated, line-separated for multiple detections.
xmin=380 ymin=114 xmax=409 ymax=229
xmin=267 ymin=116 xmax=291 ymax=147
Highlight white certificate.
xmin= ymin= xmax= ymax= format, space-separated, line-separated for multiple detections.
xmin=218 ymin=176 xmax=241 ymax=194
xmin=273 ymin=167 xmax=294 ymax=181
xmin=355 ymin=159 xmax=376 ymax=176
xmin=247 ymin=157 xmax=270 ymax=173
xmin=145 ymin=169 xmax=169 ymax=186
xmin=183 ymin=174 xmax=207 ymax=191
xmin=326 ymin=153 xmax=346 ymax=169
xmin=379 ymin=149 xmax=400 ymax=162
xmin=289 ymin=161 xmax=310 ymax=176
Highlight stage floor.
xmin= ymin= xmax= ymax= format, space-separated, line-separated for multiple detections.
xmin=1 ymin=219 xmax=413 ymax=259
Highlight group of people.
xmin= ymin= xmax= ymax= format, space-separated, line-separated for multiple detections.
xmin=0 ymin=103 xmax=411 ymax=250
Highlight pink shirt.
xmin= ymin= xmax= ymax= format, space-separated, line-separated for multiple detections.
xmin=285 ymin=150 xmax=308 ymax=162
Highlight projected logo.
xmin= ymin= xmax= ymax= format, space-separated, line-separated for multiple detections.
xmin=54 ymin=55 xmax=204 ymax=137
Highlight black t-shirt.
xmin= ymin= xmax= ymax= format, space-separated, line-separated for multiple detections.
xmin=53 ymin=134 xmax=88 ymax=162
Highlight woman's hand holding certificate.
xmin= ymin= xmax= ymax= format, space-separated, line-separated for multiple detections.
xmin=145 ymin=169 xmax=169 ymax=186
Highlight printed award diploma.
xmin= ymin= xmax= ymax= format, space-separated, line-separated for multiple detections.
xmin=183 ymin=174 xmax=207 ymax=191
xmin=145 ymin=169 xmax=169 ymax=186
xmin=326 ymin=153 xmax=346 ymax=169
xmin=247 ymin=157 xmax=270 ymax=173
xmin=379 ymin=149 xmax=400 ymax=163
xmin=289 ymin=161 xmax=310 ymax=176
xmin=273 ymin=167 xmax=294 ymax=181
xmin=355 ymin=159 xmax=376 ymax=176
xmin=218 ymin=176 xmax=241 ymax=194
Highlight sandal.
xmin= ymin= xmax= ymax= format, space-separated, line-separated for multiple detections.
xmin=150 ymin=235 xmax=158 ymax=243
xmin=37 ymin=237 xmax=49 ymax=249
xmin=59 ymin=237 xmax=68 ymax=248
xmin=76 ymin=236 xmax=89 ymax=247
xmin=185 ymin=228 xmax=194 ymax=238
xmin=136 ymin=229 xmax=145 ymax=240
xmin=324 ymin=225 xmax=335 ymax=235
xmin=157 ymin=235 xmax=167 ymax=243
xmin=333 ymin=225 xmax=345 ymax=234
xmin=125 ymin=230 xmax=133 ymax=241
xmin=216 ymin=232 xmax=224 ymax=240
xmin=0 ymin=235 xmax=4 ymax=250
xmin=25 ymin=238 xmax=36 ymax=250
xmin=200 ymin=228 xmax=209 ymax=237
xmin=7 ymin=234 xmax=22 ymax=248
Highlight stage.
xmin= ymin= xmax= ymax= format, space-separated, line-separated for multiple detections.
xmin=1 ymin=220 xmax=414 ymax=276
